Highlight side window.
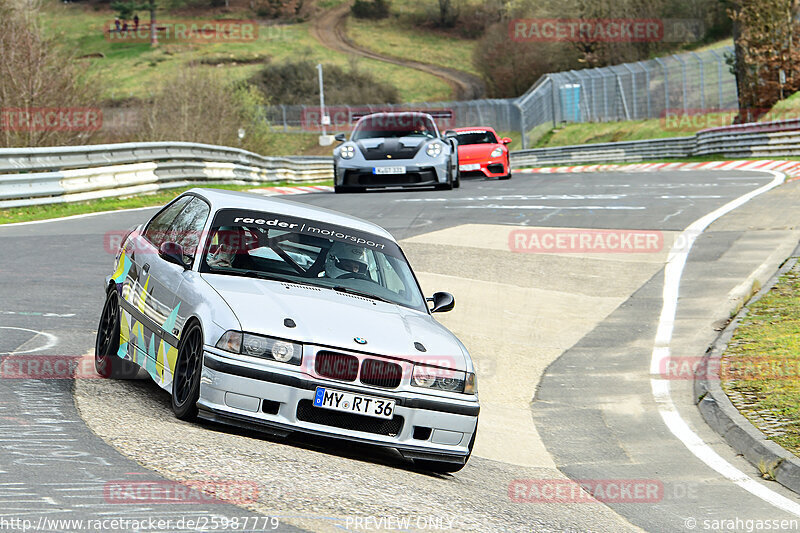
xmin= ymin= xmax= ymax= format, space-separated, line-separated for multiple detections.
xmin=144 ymin=196 xmax=192 ymax=249
xmin=165 ymin=198 xmax=211 ymax=264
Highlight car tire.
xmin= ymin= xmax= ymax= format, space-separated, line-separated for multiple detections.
xmin=171 ymin=320 xmax=203 ymax=421
xmin=95 ymin=288 xmax=139 ymax=379
xmin=414 ymin=428 xmax=476 ymax=474
xmin=453 ymin=169 xmax=461 ymax=188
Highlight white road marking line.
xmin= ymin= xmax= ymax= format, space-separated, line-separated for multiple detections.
xmin=0 ymin=206 xmax=157 ymax=228
xmin=648 ymin=170 xmax=800 ymax=516
xmin=0 ymin=327 xmax=58 ymax=355
xmin=449 ymin=205 xmax=646 ymax=210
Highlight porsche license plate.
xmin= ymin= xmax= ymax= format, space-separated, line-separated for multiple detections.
xmin=313 ymin=387 xmax=395 ymax=419
xmin=373 ymin=166 xmax=406 ymax=175
xmin=459 ymin=163 xmax=480 ymax=171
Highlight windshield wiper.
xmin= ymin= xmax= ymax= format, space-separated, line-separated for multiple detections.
xmin=332 ymin=285 xmax=391 ymax=304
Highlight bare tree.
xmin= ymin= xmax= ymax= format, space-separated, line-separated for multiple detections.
xmin=0 ymin=1 xmax=101 ymax=147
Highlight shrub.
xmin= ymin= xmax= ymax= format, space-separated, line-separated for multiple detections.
xmin=249 ymin=60 xmax=400 ymax=105
xmin=351 ymin=0 xmax=390 ymax=20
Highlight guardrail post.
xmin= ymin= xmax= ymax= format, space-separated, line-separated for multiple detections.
xmin=674 ymin=55 xmax=688 ymax=114
xmin=644 ymin=62 xmax=652 ymax=118
xmin=655 ymin=57 xmax=669 ymax=116
xmin=691 ymin=52 xmax=705 ymax=111
xmin=515 ymin=100 xmax=527 ymax=149
xmin=709 ymin=49 xmax=725 ymax=110
xmin=550 ymin=77 xmax=557 ymax=128
xmin=623 ymin=64 xmax=637 ymax=119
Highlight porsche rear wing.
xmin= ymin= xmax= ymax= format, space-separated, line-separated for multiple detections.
xmin=349 ymin=110 xmax=454 ymax=123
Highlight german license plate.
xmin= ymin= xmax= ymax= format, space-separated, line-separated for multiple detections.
xmin=373 ymin=166 xmax=406 ymax=175
xmin=313 ymin=387 xmax=395 ymax=419
xmin=459 ymin=163 xmax=480 ymax=171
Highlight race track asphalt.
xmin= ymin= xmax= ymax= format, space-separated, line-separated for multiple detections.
xmin=2 ymin=170 xmax=800 ymax=532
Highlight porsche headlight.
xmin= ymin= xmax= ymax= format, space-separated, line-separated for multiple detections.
xmin=339 ymin=144 xmax=356 ymax=159
xmin=490 ymin=147 xmax=503 ymax=158
xmin=216 ymin=331 xmax=302 ymax=365
xmin=411 ymin=364 xmax=476 ymax=394
xmin=425 ymin=142 xmax=442 ymax=158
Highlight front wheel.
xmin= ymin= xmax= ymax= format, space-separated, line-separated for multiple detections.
xmin=171 ymin=321 xmax=203 ymax=421
xmin=95 ymin=288 xmax=139 ymax=379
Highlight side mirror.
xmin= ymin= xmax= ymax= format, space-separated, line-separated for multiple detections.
xmin=159 ymin=241 xmax=189 ymax=269
xmin=427 ymin=291 xmax=455 ymax=313
xmin=334 ymin=133 xmax=346 ymax=142
xmin=501 ymin=137 xmax=512 ymax=144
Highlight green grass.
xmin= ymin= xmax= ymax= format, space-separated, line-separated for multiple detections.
xmin=0 ymin=180 xmax=332 ymax=225
xmin=721 ymin=265 xmax=800 ymax=456
xmin=348 ymin=16 xmax=479 ymax=78
xmin=39 ymin=0 xmax=452 ymax=103
xmin=531 ymin=118 xmax=695 ymax=148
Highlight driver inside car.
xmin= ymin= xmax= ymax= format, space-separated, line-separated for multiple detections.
xmin=324 ymin=242 xmax=371 ymax=279
xmin=207 ymin=226 xmax=256 ymax=270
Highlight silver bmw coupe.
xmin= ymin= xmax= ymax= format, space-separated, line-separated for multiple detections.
xmin=95 ymin=189 xmax=479 ymax=472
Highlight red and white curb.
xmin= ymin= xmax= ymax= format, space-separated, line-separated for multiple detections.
xmin=248 ymin=185 xmax=333 ymax=196
xmin=515 ymin=160 xmax=800 ymax=180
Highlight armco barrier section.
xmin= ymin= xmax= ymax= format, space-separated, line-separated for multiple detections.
xmin=0 ymin=142 xmax=333 ymax=208
xmin=511 ymin=118 xmax=800 ymax=167
xmin=5 ymin=118 xmax=800 ymax=209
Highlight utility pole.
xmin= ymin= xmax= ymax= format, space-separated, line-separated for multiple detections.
xmin=317 ymin=63 xmax=327 ymax=136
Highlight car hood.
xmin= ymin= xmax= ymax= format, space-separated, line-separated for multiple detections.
xmin=458 ymin=143 xmax=500 ymax=162
xmin=202 ymin=274 xmax=468 ymax=369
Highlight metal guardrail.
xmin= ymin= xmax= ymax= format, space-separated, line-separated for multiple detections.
xmin=4 ymin=118 xmax=800 ymax=209
xmin=0 ymin=142 xmax=333 ymax=209
xmin=510 ymin=118 xmax=800 ymax=167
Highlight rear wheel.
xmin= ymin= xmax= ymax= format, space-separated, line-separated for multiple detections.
xmin=171 ymin=321 xmax=203 ymax=421
xmin=95 ymin=288 xmax=139 ymax=379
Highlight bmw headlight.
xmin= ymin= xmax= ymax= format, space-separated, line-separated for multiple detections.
xmin=411 ymin=364 xmax=477 ymax=394
xmin=425 ymin=142 xmax=443 ymax=158
xmin=215 ymin=331 xmax=302 ymax=365
xmin=339 ymin=144 xmax=356 ymax=159
xmin=490 ymin=147 xmax=503 ymax=158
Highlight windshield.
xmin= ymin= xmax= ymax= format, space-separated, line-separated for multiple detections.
xmin=352 ymin=114 xmax=438 ymax=140
xmin=200 ymin=209 xmax=427 ymax=312
xmin=455 ymin=130 xmax=498 ymax=145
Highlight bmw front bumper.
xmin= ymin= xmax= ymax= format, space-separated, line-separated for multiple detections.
xmin=198 ymin=347 xmax=479 ymax=463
